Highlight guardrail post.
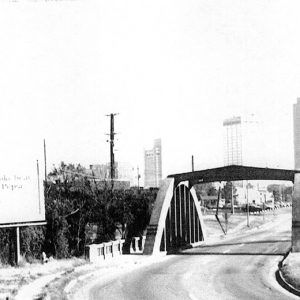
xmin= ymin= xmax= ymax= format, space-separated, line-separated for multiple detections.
xmin=134 ymin=237 xmax=140 ymax=253
xmin=142 ymin=236 xmax=146 ymax=252
xmin=120 ymin=239 xmax=125 ymax=254
xmin=104 ymin=243 xmax=107 ymax=260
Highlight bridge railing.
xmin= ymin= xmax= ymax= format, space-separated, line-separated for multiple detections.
xmin=85 ymin=239 xmax=125 ymax=263
xmin=130 ymin=236 xmax=146 ymax=253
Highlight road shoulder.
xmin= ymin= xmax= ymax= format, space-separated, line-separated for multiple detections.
xmin=46 ymin=254 xmax=171 ymax=300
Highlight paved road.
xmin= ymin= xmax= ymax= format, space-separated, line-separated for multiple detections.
xmin=89 ymin=209 xmax=297 ymax=300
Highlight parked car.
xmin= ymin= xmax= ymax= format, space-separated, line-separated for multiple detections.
xmin=224 ymin=203 xmax=239 ymax=210
xmin=263 ymin=203 xmax=273 ymax=210
xmin=250 ymin=205 xmax=262 ymax=213
xmin=206 ymin=203 xmax=224 ymax=209
xmin=242 ymin=204 xmax=262 ymax=213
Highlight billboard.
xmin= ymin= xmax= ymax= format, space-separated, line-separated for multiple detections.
xmin=0 ymin=160 xmax=46 ymax=227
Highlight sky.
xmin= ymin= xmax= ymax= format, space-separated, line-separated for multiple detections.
xmin=1 ymin=0 xmax=300 ymax=183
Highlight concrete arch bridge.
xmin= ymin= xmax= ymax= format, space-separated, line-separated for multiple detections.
xmin=143 ymin=165 xmax=300 ymax=255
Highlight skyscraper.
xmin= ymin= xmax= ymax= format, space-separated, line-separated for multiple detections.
xmin=223 ymin=114 xmax=264 ymax=167
xmin=223 ymin=116 xmax=243 ymax=166
xmin=144 ymin=139 xmax=162 ymax=188
xmin=294 ymin=98 xmax=300 ymax=169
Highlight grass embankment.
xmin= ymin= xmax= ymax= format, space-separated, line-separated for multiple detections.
xmin=203 ymin=210 xmax=278 ymax=237
xmin=281 ymin=253 xmax=300 ymax=290
xmin=0 ymin=258 xmax=86 ymax=300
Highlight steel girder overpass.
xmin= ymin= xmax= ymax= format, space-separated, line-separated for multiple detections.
xmin=143 ymin=165 xmax=300 ymax=255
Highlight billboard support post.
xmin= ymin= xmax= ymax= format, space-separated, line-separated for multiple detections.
xmin=44 ymin=139 xmax=47 ymax=188
xmin=0 ymin=142 xmax=47 ymax=265
xmin=15 ymin=227 xmax=20 ymax=265
xmin=37 ymin=160 xmax=41 ymax=214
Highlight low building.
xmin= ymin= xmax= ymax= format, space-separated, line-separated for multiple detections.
xmin=234 ymin=186 xmax=272 ymax=206
xmin=200 ymin=195 xmax=225 ymax=208
xmin=89 ymin=162 xmax=135 ymax=187
xmin=91 ymin=179 xmax=130 ymax=190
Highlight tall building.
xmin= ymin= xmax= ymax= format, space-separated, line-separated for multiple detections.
xmin=144 ymin=139 xmax=162 ymax=188
xmin=223 ymin=116 xmax=243 ymax=165
xmin=223 ymin=114 xmax=266 ymax=195
xmin=294 ymin=98 xmax=300 ymax=170
xmin=223 ymin=114 xmax=265 ymax=167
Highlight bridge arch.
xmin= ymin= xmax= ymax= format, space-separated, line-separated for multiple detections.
xmin=143 ymin=165 xmax=300 ymax=255
xmin=143 ymin=178 xmax=205 ymax=255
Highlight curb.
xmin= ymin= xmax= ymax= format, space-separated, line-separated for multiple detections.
xmin=276 ymin=250 xmax=300 ymax=297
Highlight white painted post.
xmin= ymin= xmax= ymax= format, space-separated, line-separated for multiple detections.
xmin=16 ymin=227 xmax=20 ymax=265
xmin=189 ymin=191 xmax=191 ymax=243
xmin=193 ymin=201 xmax=195 ymax=243
xmin=179 ymin=186 xmax=182 ymax=242
xmin=135 ymin=237 xmax=140 ymax=253
xmin=142 ymin=236 xmax=146 ymax=252
xmin=174 ymin=190 xmax=177 ymax=243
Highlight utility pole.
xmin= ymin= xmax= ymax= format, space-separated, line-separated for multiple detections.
xmin=191 ymin=155 xmax=194 ymax=172
xmin=246 ymin=180 xmax=250 ymax=227
xmin=106 ymin=113 xmax=118 ymax=188
xmin=231 ymin=183 xmax=235 ymax=214
xmin=137 ymin=166 xmax=141 ymax=189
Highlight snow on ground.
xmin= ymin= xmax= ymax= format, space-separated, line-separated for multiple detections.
xmin=0 ymin=209 xmax=288 ymax=300
xmin=67 ymin=254 xmax=172 ymax=300
xmin=0 ymin=258 xmax=86 ymax=300
xmin=281 ymin=252 xmax=300 ymax=290
xmin=203 ymin=209 xmax=279 ymax=240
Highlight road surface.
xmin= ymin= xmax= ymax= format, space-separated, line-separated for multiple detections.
xmin=87 ymin=209 xmax=297 ymax=300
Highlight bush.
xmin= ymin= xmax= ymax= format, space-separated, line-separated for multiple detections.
xmin=0 ymin=228 xmax=12 ymax=265
xmin=20 ymin=226 xmax=45 ymax=261
xmin=0 ymin=162 xmax=158 ymax=263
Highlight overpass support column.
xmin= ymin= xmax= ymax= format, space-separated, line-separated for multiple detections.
xmin=292 ymin=173 xmax=300 ymax=252
xmin=144 ymin=178 xmax=174 ymax=255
